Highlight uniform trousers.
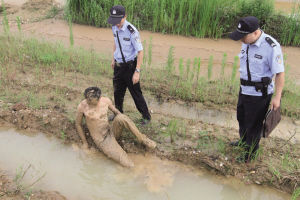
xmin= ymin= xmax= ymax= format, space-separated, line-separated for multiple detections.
xmin=237 ymin=91 xmax=272 ymax=158
xmin=113 ymin=59 xmax=151 ymax=120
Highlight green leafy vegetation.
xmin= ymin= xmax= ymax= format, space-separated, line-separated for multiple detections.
xmin=66 ymin=0 xmax=300 ymax=46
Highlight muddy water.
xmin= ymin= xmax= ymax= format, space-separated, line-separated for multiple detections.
xmin=144 ymin=98 xmax=300 ymax=144
xmin=0 ymin=129 xmax=291 ymax=200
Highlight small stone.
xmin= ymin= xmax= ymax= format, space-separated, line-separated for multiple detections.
xmin=150 ymin=109 xmax=154 ymax=114
xmin=225 ymin=157 xmax=228 ymax=161
xmin=220 ymin=163 xmax=224 ymax=167
xmin=250 ymin=171 xmax=256 ymax=174
xmin=255 ymin=181 xmax=261 ymax=185
xmin=293 ymin=120 xmax=300 ymax=126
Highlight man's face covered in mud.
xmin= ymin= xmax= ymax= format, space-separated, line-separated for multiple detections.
xmin=84 ymin=87 xmax=101 ymax=106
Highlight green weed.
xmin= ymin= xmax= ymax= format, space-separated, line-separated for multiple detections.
xmin=166 ymin=46 xmax=175 ymax=73
xmin=148 ymin=36 xmax=153 ymax=67
xmin=292 ymin=187 xmax=300 ymax=200
xmin=16 ymin=16 xmax=22 ymax=33
xmin=207 ymin=55 xmax=213 ymax=80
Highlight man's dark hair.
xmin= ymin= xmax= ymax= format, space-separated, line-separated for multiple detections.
xmin=84 ymin=87 xmax=101 ymax=99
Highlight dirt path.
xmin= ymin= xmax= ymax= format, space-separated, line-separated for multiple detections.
xmin=1 ymin=0 xmax=300 ymax=84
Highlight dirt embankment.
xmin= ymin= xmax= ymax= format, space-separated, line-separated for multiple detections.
xmin=2 ymin=0 xmax=300 ymax=84
xmin=0 ymin=82 xmax=299 ymax=196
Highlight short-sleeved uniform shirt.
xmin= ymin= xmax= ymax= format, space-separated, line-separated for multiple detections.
xmin=239 ymin=31 xmax=285 ymax=96
xmin=112 ymin=20 xmax=143 ymax=63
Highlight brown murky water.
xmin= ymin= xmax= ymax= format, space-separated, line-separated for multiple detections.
xmin=0 ymin=129 xmax=291 ymax=200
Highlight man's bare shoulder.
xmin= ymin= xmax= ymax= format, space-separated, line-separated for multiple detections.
xmin=77 ymin=100 xmax=88 ymax=112
xmin=101 ymin=97 xmax=113 ymax=105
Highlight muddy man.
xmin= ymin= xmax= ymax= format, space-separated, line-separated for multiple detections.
xmin=75 ymin=87 xmax=156 ymax=167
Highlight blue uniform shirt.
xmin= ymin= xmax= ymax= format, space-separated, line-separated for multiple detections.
xmin=239 ymin=31 xmax=285 ymax=96
xmin=112 ymin=20 xmax=143 ymax=63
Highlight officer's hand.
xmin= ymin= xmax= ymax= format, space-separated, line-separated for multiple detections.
xmin=111 ymin=60 xmax=115 ymax=70
xmin=270 ymin=96 xmax=281 ymax=111
xmin=132 ymin=72 xmax=140 ymax=85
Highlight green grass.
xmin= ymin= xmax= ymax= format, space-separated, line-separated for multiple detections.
xmin=66 ymin=0 xmax=300 ymax=46
xmin=292 ymin=187 xmax=300 ymax=200
xmin=0 ymin=32 xmax=300 ymax=119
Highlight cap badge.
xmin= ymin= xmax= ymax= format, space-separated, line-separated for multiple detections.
xmin=112 ymin=10 xmax=116 ymax=15
xmin=238 ymin=23 xmax=241 ymax=29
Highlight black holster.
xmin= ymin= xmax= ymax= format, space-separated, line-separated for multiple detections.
xmin=254 ymin=77 xmax=271 ymax=96
xmin=240 ymin=77 xmax=271 ymax=97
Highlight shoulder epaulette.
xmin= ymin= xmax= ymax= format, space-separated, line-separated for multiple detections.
xmin=265 ymin=37 xmax=276 ymax=48
xmin=127 ymin=25 xmax=135 ymax=34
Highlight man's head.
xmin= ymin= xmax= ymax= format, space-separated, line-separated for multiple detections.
xmin=107 ymin=5 xmax=127 ymax=29
xmin=229 ymin=16 xmax=261 ymax=44
xmin=84 ymin=87 xmax=101 ymax=105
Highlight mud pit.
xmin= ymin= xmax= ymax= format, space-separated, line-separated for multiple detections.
xmin=0 ymin=129 xmax=291 ymax=200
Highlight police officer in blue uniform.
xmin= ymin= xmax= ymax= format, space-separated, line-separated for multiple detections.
xmin=107 ymin=5 xmax=151 ymax=124
xmin=229 ymin=16 xmax=285 ymax=162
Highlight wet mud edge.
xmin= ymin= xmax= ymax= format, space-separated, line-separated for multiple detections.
xmin=0 ymin=105 xmax=299 ymax=198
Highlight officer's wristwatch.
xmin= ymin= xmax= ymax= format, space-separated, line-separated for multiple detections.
xmin=135 ymin=68 xmax=141 ymax=73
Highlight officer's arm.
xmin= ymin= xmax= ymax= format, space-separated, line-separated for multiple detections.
xmin=131 ymin=31 xmax=143 ymax=71
xmin=75 ymin=106 xmax=88 ymax=148
xmin=272 ymin=72 xmax=284 ymax=109
xmin=136 ymin=50 xmax=143 ymax=71
xmin=270 ymin=45 xmax=285 ymax=110
xmin=111 ymin=43 xmax=116 ymax=69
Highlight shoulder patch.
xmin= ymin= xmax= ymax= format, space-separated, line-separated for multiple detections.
xmin=127 ymin=25 xmax=135 ymax=34
xmin=265 ymin=37 xmax=276 ymax=48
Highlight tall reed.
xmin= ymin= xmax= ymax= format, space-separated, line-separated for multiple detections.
xmin=207 ymin=56 xmax=213 ymax=80
xmin=68 ymin=15 xmax=74 ymax=47
xmin=1 ymin=0 xmax=9 ymax=34
xmin=148 ymin=36 xmax=152 ymax=67
xmin=166 ymin=46 xmax=175 ymax=73
xmin=67 ymin=0 xmax=300 ymax=46
xmin=231 ymin=56 xmax=238 ymax=82
xmin=221 ymin=53 xmax=227 ymax=77
xmin=178 ymin=58 xmax=184 ymax=78
xmin=16 ymin=17 xmax=21 ymax=33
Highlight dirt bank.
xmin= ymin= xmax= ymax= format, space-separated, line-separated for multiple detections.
xmin=1 ymin=0 xmax=300 ymax=84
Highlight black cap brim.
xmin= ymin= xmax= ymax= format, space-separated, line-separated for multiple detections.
xmin=107 ymin=16 xmax=122 ymax=25
xmin=229 ymin=30 xmax=247 ymax=41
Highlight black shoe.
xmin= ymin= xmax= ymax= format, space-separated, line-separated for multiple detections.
xmin=140 ymin=119 xmax=150 ymax=125
xmin=108 ymin=114 xmax=115 ymax=121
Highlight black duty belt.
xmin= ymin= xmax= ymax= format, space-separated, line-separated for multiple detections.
xmin=115 ymin=57 xmax=137 ymax=67
xmin=240 ymin=77 xmax=271 ymax=96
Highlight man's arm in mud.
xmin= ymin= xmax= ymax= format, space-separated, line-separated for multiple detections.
xmin=107 ymin=99 xmax=121 ymax=115
xmin=75 ymin=108 xmax=88 ymax=148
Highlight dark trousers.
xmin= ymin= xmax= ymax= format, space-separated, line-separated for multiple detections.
xmin=237 ymin=91 xmax=272 ymax=158
xmin=113 ymin=60 xmax=151 ymax=120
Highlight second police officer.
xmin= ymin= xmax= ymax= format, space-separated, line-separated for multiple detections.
xmin=107 ymin=5 xmax=151 ymax=125
xmin=229 ymin=16 xmax=285 ymax=162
